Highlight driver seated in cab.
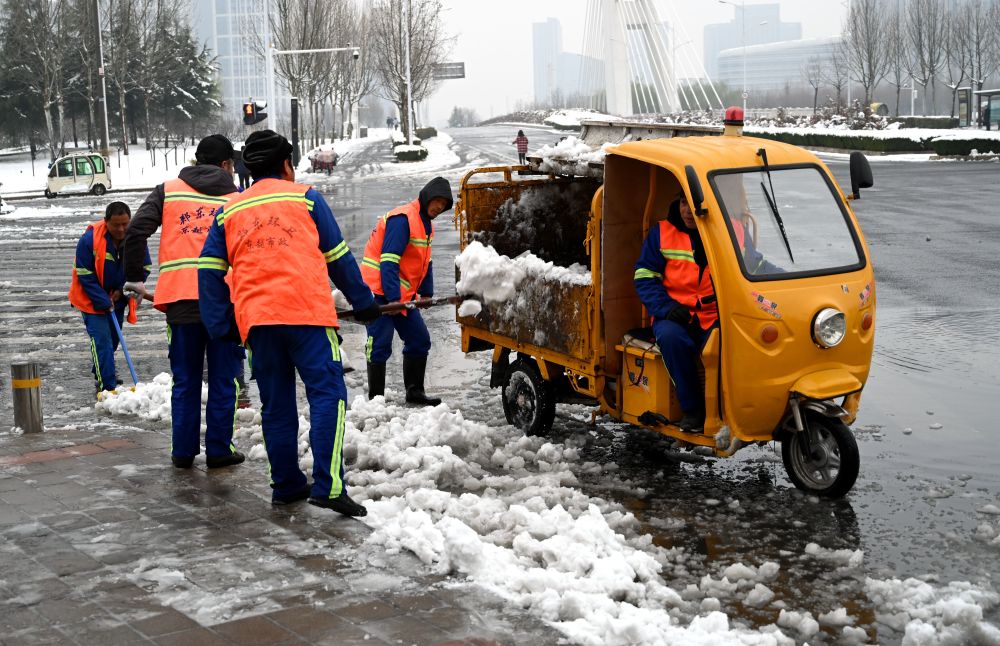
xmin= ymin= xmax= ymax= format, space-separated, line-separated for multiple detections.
xmin=633 ymin=196 xmax=778 ymax=431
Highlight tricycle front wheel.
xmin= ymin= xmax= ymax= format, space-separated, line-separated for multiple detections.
xmin=781 ymin=412 xmax=859 ymax=498
xmin=501 ymin=358 xmax=555 ymax=437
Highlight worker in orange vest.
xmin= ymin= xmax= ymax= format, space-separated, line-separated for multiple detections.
xmin=122 ymin=134 xmax=246 ymax=469
xmin=360 ymin=177 xmax=453 ymax=405
xmin=69 ymin=201 xmax=150 ymax=394
xmin=198 ymin=130 xmax=381 ymax=516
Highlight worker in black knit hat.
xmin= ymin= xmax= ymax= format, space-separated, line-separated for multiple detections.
xmin=198 ymin=129 xmax=381 ymax=517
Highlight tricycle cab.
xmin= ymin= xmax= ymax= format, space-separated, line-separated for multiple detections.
xmin=603 ymin=136 xmax=875 ymax=446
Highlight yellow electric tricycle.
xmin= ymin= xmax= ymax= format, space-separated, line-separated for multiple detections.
xmin=455 ymin=124 xmax=876 ymax=497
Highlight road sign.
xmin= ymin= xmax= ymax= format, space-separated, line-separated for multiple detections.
xmin=432 ymin=62 xmax=465 ymax=80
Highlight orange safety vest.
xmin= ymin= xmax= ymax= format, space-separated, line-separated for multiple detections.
xmin=658 ymin=218 xmax=748 ymax=330
xmin=360 ymin=199 xmax=433 ymax=304
xmin=68 ymin=220 xmax=110 ymax=314
xmin=154 ymin=178 xmax=237 ymax=312
xmin=218 ymin=178 xmax=337 ymax=339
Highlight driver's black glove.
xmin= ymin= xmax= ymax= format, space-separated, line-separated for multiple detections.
xmin=664 ymin=304 xmax=691 ymax=326
xmin=354 ymin=302 xmax=382 ymax=325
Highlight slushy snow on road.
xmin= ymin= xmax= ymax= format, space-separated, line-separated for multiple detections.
xmin=97 ymin=378 xmax=1000 ymax=645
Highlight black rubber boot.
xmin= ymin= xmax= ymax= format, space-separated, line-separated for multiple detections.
xmin=272 ymin=482 xmax=311 ymax=506
xmin=367 ymin=362 xmax=386 ymax=400
xmin=403 ymin=356 xmax=441 ymax=406
xmin=308 ymin=492 xmax=368 ymax=517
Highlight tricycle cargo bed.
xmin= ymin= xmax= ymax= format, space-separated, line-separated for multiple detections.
xmin=456 ymin=168 xmax=600 ymax=365
xmin=459 ymin=278 xmax=593 ymax=360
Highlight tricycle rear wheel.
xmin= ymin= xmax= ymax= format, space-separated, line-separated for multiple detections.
xmin=781 ymin=412 xmax=859 ymax=498
xmin=501 ymin=358 xmax=555 ymax=437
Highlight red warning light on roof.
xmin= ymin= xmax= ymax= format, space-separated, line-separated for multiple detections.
xmin=724 ymin=106 xmax=744 ymax=126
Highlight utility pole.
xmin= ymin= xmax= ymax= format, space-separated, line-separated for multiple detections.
xmin=94 ymin=0 xmax=110 ymax=158
xmin=403 ymin=0 xmax=414 ymax=145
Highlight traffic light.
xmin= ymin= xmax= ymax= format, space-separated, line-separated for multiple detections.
xmin=242 ymin=100 xmax=267 ymax=125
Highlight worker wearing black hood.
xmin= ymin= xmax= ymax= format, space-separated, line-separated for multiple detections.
xmin=360 ymin=176 xmax=454 ymax=406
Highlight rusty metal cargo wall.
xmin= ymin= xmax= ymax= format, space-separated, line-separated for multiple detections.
xmin=458 ymin=175 xmax=600 ymax=362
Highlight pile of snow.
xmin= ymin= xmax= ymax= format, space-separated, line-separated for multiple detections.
xmin=95 ymin=372 xmax=215 ymax=421
xmin=543 ymin=109 xmax=619 ymax=130
xmin=535 ymin=136 xmax=613 ymax=176
xmin=866 ymin=578 xmax=1000 ymax=643
xmin=454 ymin=240 xmax=590 ymax=305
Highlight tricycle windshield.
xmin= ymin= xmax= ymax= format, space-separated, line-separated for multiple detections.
xmin=710 ymin=166 xmax=865 ymax=280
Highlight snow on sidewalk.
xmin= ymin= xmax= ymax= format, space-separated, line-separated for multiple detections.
xmin=97 ymin=377 xmax=1000 ymax=645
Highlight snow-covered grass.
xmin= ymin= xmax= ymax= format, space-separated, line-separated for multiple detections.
xmin=96 ymin=375 xmax=1000 ymax=645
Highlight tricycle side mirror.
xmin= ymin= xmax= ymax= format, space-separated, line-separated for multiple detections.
xmin=849 ymin=152 xmax=873 ymax=200
xmin=685 ymin=165 xmax=707 ymax=216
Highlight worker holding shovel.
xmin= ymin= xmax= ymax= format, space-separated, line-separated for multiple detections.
xmin=68 ymin=202 xmax=150 ymax=396
xmin=360 ymin=177 xmax=453 ymax=405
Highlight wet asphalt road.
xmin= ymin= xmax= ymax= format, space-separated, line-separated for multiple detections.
xmin=1 ymin=125 xmax=998 ymax=643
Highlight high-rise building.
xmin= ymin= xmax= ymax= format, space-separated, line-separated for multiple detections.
xmin=533 ymin=18 xmax=562 ymax=106
xmin=703 ymin=4 xmax=801 ymax=82
xmin=190 ymin=0 xmax=272 ymax=122
xmin=717 ymin=36 xmax=841 ymax=92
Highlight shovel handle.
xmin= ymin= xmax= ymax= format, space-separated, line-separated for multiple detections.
xmin=337 ymin=295 xmax=463 ymax=320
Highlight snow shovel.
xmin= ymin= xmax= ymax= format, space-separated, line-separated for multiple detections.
xmin=109 ymin=310 xmax=139 ymax=389
xmin=337 ymin=295 xmax=463 ymax=322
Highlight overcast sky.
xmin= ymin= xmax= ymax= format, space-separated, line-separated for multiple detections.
xmin=424 ymin=0 xmax=848 ymax=125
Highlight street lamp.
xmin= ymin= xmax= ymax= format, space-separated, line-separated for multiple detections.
xmin=719 ymin=0 xmax=747 ymax=112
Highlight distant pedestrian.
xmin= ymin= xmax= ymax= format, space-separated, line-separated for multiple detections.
xmin=512 ymin=130 xmax=529 ymax=165
xmin=235 ymin=147 xmax=251 ymax=190
xmin=68 ymin=201 xmax=150 ymax=395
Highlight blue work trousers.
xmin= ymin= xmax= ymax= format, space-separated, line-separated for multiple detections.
xmin=167 ymin=322 xmax=242 ymax=460
xmin=82 ymin=308 xmax=125 ymax=392
xmin=246 ymin=325 xmax=348 ymax=501
xmin=652 ymin=319 xmax=711 ymax=413
xmin=365 ymin=307 xmax=431 ymax=364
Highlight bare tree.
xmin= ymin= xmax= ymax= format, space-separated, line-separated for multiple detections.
xmin=821 ymin=43 xmax=850 ymax=111
xmin=961 ymin=0 xmax=1000 ymax=93
xmin=844 ymin=0 xmax=890 ymax=107
xmin=5 ymin=0 xmax=70 ymax=160
xmin=803 ymin=57 xmax=824 ymax=115
xmin=884 ymin=1 xmax=908 ymax=117
xmin=941 ymin=3 xmax=969 ymax=119
xmin=369 ymin=0 xmax=452 ymax=139
xmin=906 ymin=0 xmax=946 ymax=115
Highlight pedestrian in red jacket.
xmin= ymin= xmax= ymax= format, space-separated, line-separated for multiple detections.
xmin=512 ymin=130 xmax=529 ymax=165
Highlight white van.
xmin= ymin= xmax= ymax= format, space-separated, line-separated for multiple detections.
xmin=45 ymin=153 xmax=112 ymax=198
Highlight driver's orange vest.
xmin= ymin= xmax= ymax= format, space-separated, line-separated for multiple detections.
xmin=219 ymin=178 xmax=337 ymax=339
xmin=659 ymin=218 xmax=747 ymax=330
xmin=360 ymin=199 xmax=433 ymax=304
xmin=68 ymin=221 xmax=109 ymax=314
xmin=154 ymin=178 xmax=236 ymax=312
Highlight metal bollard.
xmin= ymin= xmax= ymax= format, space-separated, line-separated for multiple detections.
xmin=11 ymin=363 xmax=43 ymax=433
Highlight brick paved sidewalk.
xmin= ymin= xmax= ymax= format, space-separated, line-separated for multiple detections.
xmin=0 ymin=422 xmax=565 ymax=646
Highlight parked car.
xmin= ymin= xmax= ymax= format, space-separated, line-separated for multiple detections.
xmin=46 ymin=152 xmax=111 ymax=198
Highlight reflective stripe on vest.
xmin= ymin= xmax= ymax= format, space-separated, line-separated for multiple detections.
xmin=658 ymin=219 xmax=717 ymax=330
xmin=220 ymin=178 xmax=337 ymax=339
xmin=68 ymin=221 xmax=109 ymax=314
xmin=154 ymin=178 xmax=237 ymax=312
xmin=360 ymin=199 xmax=434 ymax=303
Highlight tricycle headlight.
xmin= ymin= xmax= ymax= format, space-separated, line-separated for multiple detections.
xmin=812 ymin=308 xmax=846 ymax=348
